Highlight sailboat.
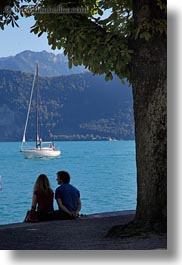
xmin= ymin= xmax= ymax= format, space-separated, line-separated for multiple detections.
xmin=20 ymin=63 xmax=61 ymax=159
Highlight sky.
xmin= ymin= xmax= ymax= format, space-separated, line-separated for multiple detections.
xmin=0 ymin=16 xmax=60 ymax=57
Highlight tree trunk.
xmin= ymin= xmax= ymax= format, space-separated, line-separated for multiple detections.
xmin=132 ymin=1 xmax=167 ymax=230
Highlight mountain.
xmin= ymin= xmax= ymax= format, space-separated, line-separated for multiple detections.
xmin=0 ymin=69 xmax=134 ymax=141
xmin=0 ymin=50 xmax=86 ymax=76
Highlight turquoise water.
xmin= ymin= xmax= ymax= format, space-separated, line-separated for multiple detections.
xmin=0 ymin=141 xmax=137 ymax=224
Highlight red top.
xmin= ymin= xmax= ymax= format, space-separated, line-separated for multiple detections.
xmin=34 ymin=190 xmax=54 ymax=213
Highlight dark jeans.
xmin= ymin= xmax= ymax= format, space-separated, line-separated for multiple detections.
xmin=53 ymin=210 xmax=72 ymax=220
xmin=24 ymin=210 xmax=72 ymax=223
xmin=36 ymin=211 xmax=55 ymax=222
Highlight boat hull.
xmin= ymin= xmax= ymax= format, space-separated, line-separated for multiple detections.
xmin=21 ymin=148 xmax=61 ymax=159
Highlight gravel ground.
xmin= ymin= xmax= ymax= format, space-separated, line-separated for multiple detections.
xmin=0 ymin=211 xmax=167 ymax=250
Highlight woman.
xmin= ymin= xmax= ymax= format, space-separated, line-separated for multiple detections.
xmin=24 ymin=174 xmax=54 ymax=222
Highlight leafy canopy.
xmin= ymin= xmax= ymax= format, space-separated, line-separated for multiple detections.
xmin=0 ymin=0 xmax=166 ymax=81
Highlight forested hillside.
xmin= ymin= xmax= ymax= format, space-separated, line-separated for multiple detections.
xmin=0 ymin=69 xmax=134 ymax=141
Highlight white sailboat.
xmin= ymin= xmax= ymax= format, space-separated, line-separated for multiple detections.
xmin=20 ymin=63 xmax=61 ymax=159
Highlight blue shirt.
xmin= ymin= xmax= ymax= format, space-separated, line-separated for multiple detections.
xmin=55 ymin=183 xmax=80 ymax=212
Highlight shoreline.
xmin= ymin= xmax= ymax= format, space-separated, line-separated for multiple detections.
xmin=0 ymin=210 xmax=167 ymax=250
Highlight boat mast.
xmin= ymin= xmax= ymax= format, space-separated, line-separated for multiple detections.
xmin=36 ymin=63 xmax=39 ymax=148
xmin=20 ymin=66 xmax=36 ymax=151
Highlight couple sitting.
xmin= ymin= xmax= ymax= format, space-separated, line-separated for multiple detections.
xmin=24 ymin=171 xmax=81 ymax=222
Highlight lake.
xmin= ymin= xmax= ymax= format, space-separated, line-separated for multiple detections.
xmin=0 ymin=141 xmax=136 ymax=224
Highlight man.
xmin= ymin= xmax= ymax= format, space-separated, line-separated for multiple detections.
xmin=55 ymin=171 xmax=82 ymax=219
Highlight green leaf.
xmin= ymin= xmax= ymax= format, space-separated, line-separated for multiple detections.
xmin=105 ymin=72 xmax=113 ymax=81
xmin=0 ymin=22 xmax=4 ymax=30
xmin=140 ymin=31 xmax=151 ymax=41
xmin=68 ymin=60 xmax=72 ymax=69
xmin=14 ymin=21 xmax=19 ymax=28
xmin=38 ymin=31 xmax=44 ymax=37
xmin=98 ymin=8 xmax=103 ymax=16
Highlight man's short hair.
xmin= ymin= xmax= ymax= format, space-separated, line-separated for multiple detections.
xmin=57 ymin=171 xmax=70 ymax=183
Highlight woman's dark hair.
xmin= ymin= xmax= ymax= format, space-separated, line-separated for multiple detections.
xmin=57 ymin=171 xmax=70 ymax=183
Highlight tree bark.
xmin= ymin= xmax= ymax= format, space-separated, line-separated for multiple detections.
xmin=132 ymin=1 xmax=167 ymax=230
